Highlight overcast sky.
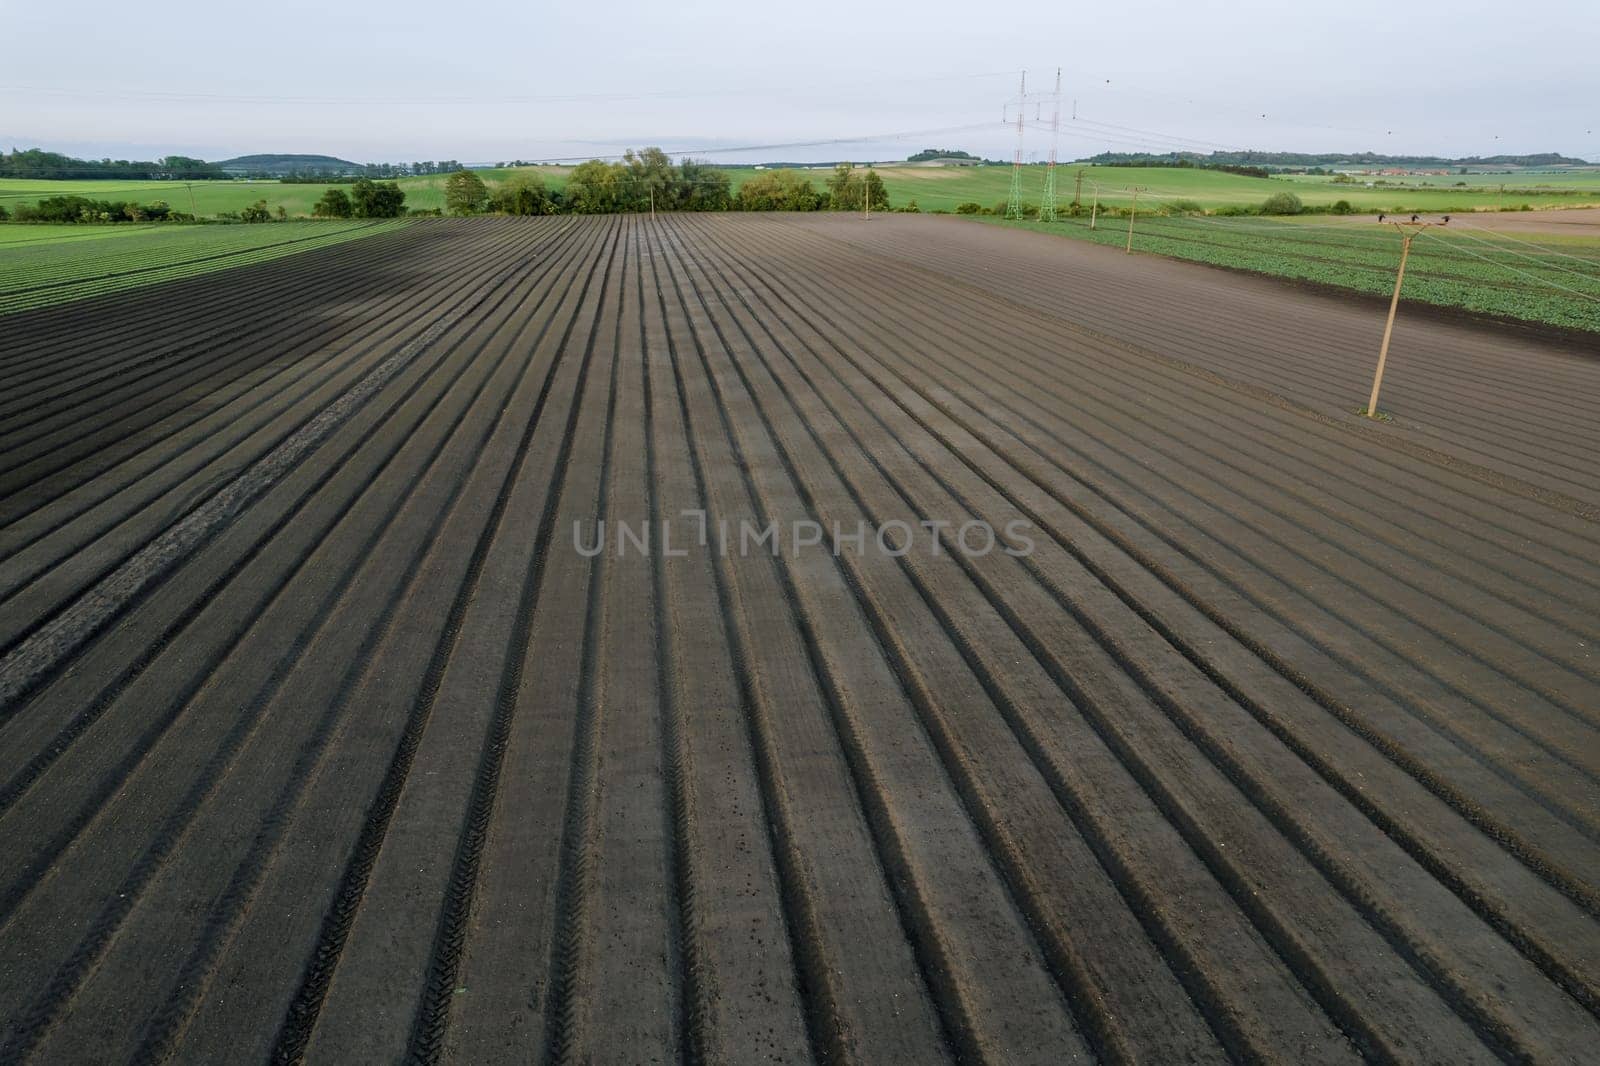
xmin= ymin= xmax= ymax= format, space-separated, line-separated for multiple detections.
xmin=5 ymin=0 xmax=1596 ymax=164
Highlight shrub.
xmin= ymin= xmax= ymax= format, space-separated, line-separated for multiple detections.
xmin=0 ymin=204 xmax=9 ymax=221
xmin=564 ymin=160 xmax=628 ymax=213
xmin=1259 ymin=192 xmax=1303 ymax=215
xmin=1329 ymin=199 xmax=1355 ymax=215
xmin=1160 ymin=198 xmax=1203 ymax=216
xmin=313 ymin=188 xmax=353 ymax=218
xmin=444 ymin=169 xmax=490 ymax=216
xmin=954 ymin=202 xmax=983 ymax=215
xmin=350 ymin=179 xmax=407 ymax=218
xmin=825 ymin=163 xmax=888 ymax=211
xmin=735 ymin=169 xmax=825 ymax=211
xmin=491 ymin=175 xmax=559 ymax=216
xmin=239 ymin=200 xmax=274 ymax=223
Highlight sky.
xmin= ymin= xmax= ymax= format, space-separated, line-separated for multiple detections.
xmin=5 ymin=0 xmax=1597 ymax=165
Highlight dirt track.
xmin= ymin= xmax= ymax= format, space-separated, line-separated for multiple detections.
xmin=1 ymin=214 xmax=1597 ymax=1064
xmin=1438 ymin=207 xmax=1600 ymax=235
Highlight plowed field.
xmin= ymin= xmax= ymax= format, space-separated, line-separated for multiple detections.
xmin=1 ymin=214 xmax=1596 ymax=1064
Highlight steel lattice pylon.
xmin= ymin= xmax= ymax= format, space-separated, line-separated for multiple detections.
xmin=1039 ymin=67 xmax=1061 ymax=222
xmin=1005 ymin=70 xmax=1026 ymax=220
xmin=1005 ymin=165 xmax=1024 ymax=220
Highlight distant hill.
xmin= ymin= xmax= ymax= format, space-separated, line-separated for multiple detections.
xmin=217 ymin=154 xmax=363 ymax=176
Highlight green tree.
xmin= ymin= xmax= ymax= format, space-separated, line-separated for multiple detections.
xmin=826 ymin=162 xmax=857 ymax=208
xmin=492 ymin=175 xmax=560 ymax=215
xmin=1259 ymin=191 xmax=1303 ymax=215
xmin=678 ymin=160 xmax=732 ymax=211
xmin=444 ymin=169 xmax=490 ymax=215
xmin=351 ymin=179 xmax=407 ymax=218
xmin=239 ymin=199 xmax=273 ymax=223
xmin=862 ymin=170 xmax=888 ymax=210
xmin=624 ymin=146 xmax=674 ymax=211
xmin=565 ymin=160 xmax=628 ymax=213
xmin=826 ymin=163 xmax=888 ymax=211
xmin=735 ymin=170 xmax=824 ymax=211
xmin=313 ymin=188 xmax=353 ymax=218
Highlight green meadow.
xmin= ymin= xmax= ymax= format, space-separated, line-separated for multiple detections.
xmin=984 ymin=213 xmax=1600 ymax=332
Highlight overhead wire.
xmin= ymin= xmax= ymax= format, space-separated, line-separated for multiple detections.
xmin=1435 ymin=225 xmax=1600 ymax=284
xmin=1450 ymin=218 xmax=1600 ymax=267
xmin=1418 ymin=231 xmax=1600 ymax=304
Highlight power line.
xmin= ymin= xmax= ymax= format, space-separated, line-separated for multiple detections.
xmin=1450 ymin=219 xmax=1600 ymax=268
xmin=527 ymin=122 xmax=1003 ymax=164
xmin=1416 ymin=231 xmax=1600 ymax=304
xmin=1432 ymin=225 xmax=1600 ymax=286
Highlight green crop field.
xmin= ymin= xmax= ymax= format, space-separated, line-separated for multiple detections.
xmin=502 ymin=163 xmax=1600 ymax=214
xmin=983 ymin=213 xmax=1600 ymax=332
xmin=1279 ymin=170 xmax=1600 ymax=193
xmin=5 ymin=162 xmax=1597 ymax=222
xmin=0 ymin=178 xmax=450 ymax=217
xmin=0 ymin=222 xmax=168 ymax=246
xmin=0 ymin=219 xmax=405 ymax=314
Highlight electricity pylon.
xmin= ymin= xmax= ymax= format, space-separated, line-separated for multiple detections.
xmin=1005 ymin=70 xmax=1026 ymax=220
xmin=1039 ymin=68 xmax=1061 ymax=222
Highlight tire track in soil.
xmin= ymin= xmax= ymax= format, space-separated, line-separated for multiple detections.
xmin=265 ymin=219 xmax=622 ymax=1066
xmin=659 ymin=220 xmax=1093 ymax=1065
xmin=4 ymin=214 xmax=1596 ymax=1066
xmin=0 ymin=228 xmax=465 ymax=511
xmin=0 ymin=222 xmax=556 ymax=709
xmin=0 ymin=218 xmax=594 ymax=937
xmin=697 ymin=214 xmax=1600 ymax=1056
xmin=0 ymin=219 xmax=595 ymax=1064
xmin=727 ymin=217 xmax=1600 ymax=866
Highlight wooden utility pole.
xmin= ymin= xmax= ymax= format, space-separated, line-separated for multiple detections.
xmin=1367 ymin=217 xmax=1448 ymax=418
xmin=649 ymin=186 xmax=655 ymax=220
xmin=1090 ymin=185 xmax=1099 ymax=229
xmin=184 ymin=182 xmax=198 ymax=218
xmin=1125 ymin=187 xmax=1143 ymax=252
xmin=863 ymin=165 xmax=870 ymax=221
xmin=1073 ymin=169 xmax=1082 ymax=208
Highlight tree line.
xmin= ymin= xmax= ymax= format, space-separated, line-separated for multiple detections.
xmin=309 ymin=180 xmax=409 ymax=218
xmin=433 ymin=150 xmax=894 ymax=217
xmin=1 ymin=149 xmax=223 ymax=180
xmin=3 ymin=196 xmax=192 ymax=224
